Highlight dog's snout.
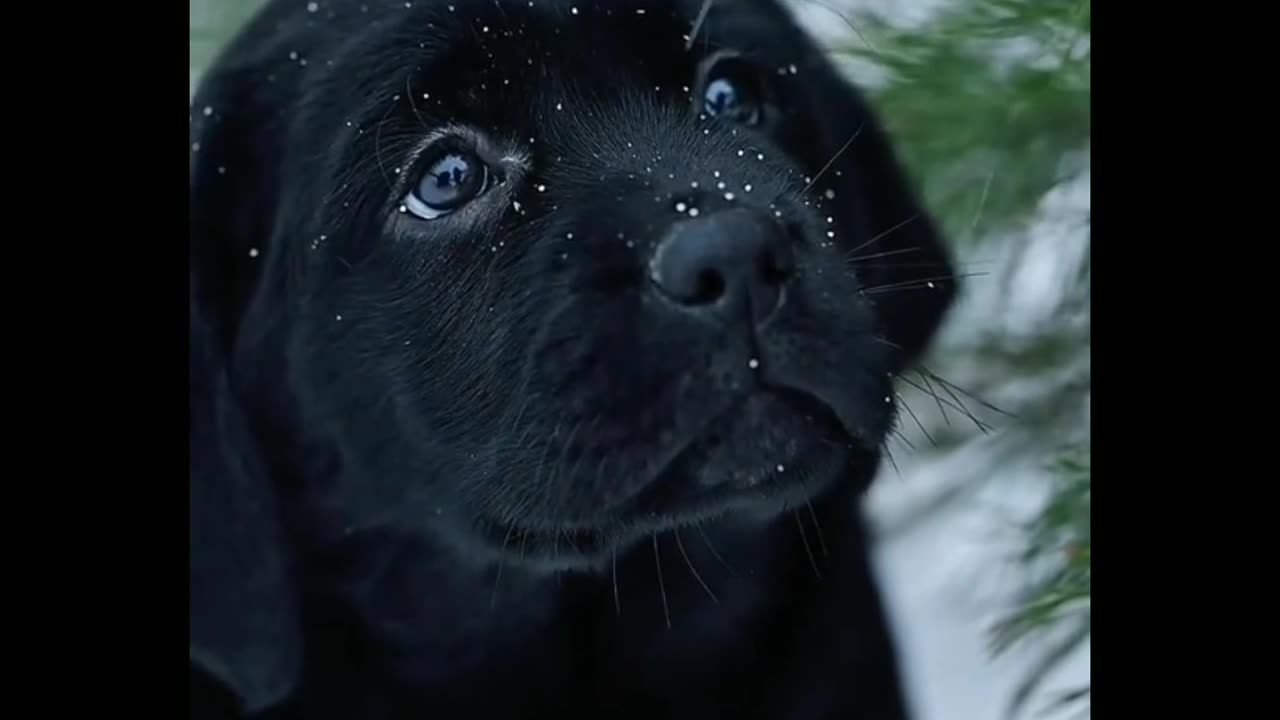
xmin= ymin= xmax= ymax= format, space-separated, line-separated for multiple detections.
xmin=648 ymin=208 xmax=794 ymax=323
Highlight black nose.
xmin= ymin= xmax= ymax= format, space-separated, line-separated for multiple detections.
xmin=648 ymin=209 xmax=795 ymax=323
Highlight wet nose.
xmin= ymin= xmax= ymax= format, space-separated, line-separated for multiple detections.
xmin=648 ymin=208 xmax=795 ymax=324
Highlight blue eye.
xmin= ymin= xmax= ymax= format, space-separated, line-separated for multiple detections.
xmin=700 ymin=58 xmax=764 ymax=125
xmin=403 ymin=148 xmax=493 ymax=219
xmin=704 ymin=78 xmax=741 ymax=116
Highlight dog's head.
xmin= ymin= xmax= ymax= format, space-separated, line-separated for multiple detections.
xmin=190 ymin=0 xmax=957 ymax=711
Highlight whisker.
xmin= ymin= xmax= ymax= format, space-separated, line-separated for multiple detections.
xmin=405 ymin=74 xmax=429 ymax=131
xmin=562 ymin=415 xmax=601 ymax=490
xmin=561 ymin=529 xmax=581 ymax=554
xmin=861 ymin=271 xmax=988 ymax=295
xmin=653 ymin=533 xmax=671 ymax=629
xmin=918 ymin=371 xmax=951 ymax=427
xmin=920 ymin=367 xmax=1018 ymax=419
xmin=794 ymin=510 xmax=822 ymax=579
xmin=802 ymin=122 xmax=864 ymax=196
xmin=969 ymin=169 xmax=995 ymax=234
xmin=685 ymin=0 xmax=714 ymax=51
xmin=852 ymin=259 xmax=995 ymax=271
xmin=883 ymin=445 xmax=901 ymax=478
xmin=803 ymin=496 xmax=830 ymax=558
xmin=490 ymin=526 xmax=513 ymax=610
xmin=374 ymin=95 xmax=400 ymax=192
xmin=872 ymin=336 xmax=903 ymax=351
xmin=550 ymin=419 xmax=585 ymax=511
xmin=896 ymin=392 xmax=937 ymax=448
xmin=898 ymin=375 xmax=993 ymax=434
xmin=675 ymin=529 xmax=719 ymax=605
xmin=890 ymin=427 xmax=917 ymax=453
xmin=844 ymin=214 xmax=919 ymax=257
xmin=797 ymin=0 xmax=877 ymax=52
xmin=529 ymin=419 xmax=565 ymax=508
xmin=845 ymin=246 xmax=923 ymax=263
xmin=695 ymin=523 xmax=737 ymax=577
xmin=612 ymin=546 xmax=622 ymax=616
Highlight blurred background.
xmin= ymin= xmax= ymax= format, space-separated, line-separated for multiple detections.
xmin=190 ymin=1 xmax=1090 ymax=718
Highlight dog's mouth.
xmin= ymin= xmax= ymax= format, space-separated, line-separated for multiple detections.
xmin=474 ymin=387 xmax=864 ymax=571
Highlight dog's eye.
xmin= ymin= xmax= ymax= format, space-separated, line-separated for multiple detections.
xmin=700 ymin=58 xmax=764 ymax=126
xmin=403 ymin=147 xmax=493 ymax=220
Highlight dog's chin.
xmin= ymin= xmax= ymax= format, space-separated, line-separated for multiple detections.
xmin=469 ymin=390 xmax=877 ymax=574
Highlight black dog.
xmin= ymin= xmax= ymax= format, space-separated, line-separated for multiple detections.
xmin=189 ymin=1 xmax=957 ymax=718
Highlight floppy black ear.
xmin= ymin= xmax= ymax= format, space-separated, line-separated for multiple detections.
xmin=769 ymin=6 xmax=960 ymax=371
xmin=189 ymin=41 xmax=302 ymax=714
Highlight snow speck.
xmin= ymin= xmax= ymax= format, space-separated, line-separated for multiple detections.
xmin=399 ymin=204 xmax=408 ymax=213
xmin=737 ymin=150 xmax=745 ymax=157
xmin=289 ymin=51 xmax=298 ymax=60
xmin=307 ymin=2 xmax=319 ymax=12
xmin=248 ymin=248 xmax=259 ymax=258
xmin=675 ymin=201 xmax=688 ymax=212
xmin=688 ymin=207 xmax=700 ymax=217
xmin=757 ymin=153 xmax=765 ymax=161
xmin=825 ymin=189 xmax=836 ymax=199
xmin=202 ymin=106 xmax=213 ymax=117
xmin=216 ymin=166 xmax=226 ymax=175
xmin=336 ymin=314 xmax=344 ymax=321
xmin=744 ymin=184 xmax=753 ymax=193
xmin=513 ymin=200 xmax=523 ymax=212
xmin=788 ymin=64 xmax=798 ymax=74
xmin=827 ymin=231 xmax=835 ymax=238
xmin=571 ymin=7 xmax=578 ymax=14
xmin=884 ymin=396 xmax=892 ymax=403
xmin=724 ymin=192 xmax=736 ymax=201
xmin=748 ymin=358 xmax=760 ymax=369
xmin=776 ymin=464 xmax=785 ymax=472
xmin=566 ymin=232 xmax=575 ymax=240
xmin=536 ymin=184 xmax=547 ymax=192
xmin=927 ymin=282 xmax=936 ymax=288
xmin=191 ymin=142 xmax=201 ymax=152
xmin=555 ymin=102 xmax=563 ymax=111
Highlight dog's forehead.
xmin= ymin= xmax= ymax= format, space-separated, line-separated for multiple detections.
xmin=435 ymin=1 xmax=695 ymax=74
xmin=396 ymin=0 xmax=778 ymax=127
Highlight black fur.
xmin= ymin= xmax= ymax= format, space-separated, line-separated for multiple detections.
xmin=189 ymin=1 xmax=958 ymax=718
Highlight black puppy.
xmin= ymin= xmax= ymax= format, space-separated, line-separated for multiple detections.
xmin=189 ymin=1 xmax=957 ymax=718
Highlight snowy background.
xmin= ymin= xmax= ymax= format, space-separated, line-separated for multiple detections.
xmin=190 ymin=2 xmax=1092 ymax=718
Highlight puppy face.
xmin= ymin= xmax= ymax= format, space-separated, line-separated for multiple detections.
xmin=193 ymin=0 xmax=956 ymax=573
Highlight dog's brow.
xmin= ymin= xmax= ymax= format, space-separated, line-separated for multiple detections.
xmin=686 ymin=0 xmax=714 ymax=52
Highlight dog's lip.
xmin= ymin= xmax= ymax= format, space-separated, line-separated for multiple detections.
xmin=475 ymin=386 xmax=856 ymax=564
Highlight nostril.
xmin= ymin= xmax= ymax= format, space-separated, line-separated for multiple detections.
xmin=759 ymin=248 xmax=794 ymax=287
xmin=692 ymin=268 xmax=726 ymax=304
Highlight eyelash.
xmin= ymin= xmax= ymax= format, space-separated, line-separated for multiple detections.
xmin=396 ymin=136 xmax=502 ymax=221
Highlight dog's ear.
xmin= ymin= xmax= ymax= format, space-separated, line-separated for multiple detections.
xmin=763 ymin=5 xmax=960 ymax=370
xmin=189 ymin=49 xmax=302 ymax=714
xmin=802 ymin=73 xmax=958 ymax=370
